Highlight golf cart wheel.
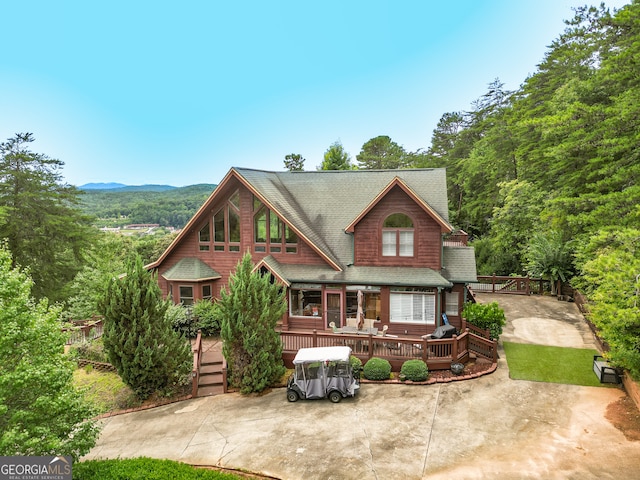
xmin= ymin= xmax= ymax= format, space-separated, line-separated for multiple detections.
xmin=287 ymin=390 xmax=299 ymax=402
xmin=328 ymin=390 xmax=342 ymax=403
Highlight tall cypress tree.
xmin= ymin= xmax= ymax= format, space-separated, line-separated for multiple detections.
xmin=99 ymin=255 xmax=191 ymax=399
xmin=218 ymin=253 xmax=286 ymax=394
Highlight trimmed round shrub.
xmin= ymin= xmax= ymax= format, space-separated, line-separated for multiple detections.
xmin=400 ymin=359 xmax=429 ymax=382
xmin=363 ymin=357 xmax=392 ymax=381
xmin=350 ymin=355 xmax=363 ymax=372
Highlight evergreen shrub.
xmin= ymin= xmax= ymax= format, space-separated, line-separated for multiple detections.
xmin=462 ymin=301 xmax=506 ymax=340
xmin=363 ymin=357 xmax=392 ymax=381
xmin=400 ymin=359 xmax=429 ymax=381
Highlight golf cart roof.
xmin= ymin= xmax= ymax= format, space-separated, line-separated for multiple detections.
xmin=293 ymin=346 xmax=352 ymax=364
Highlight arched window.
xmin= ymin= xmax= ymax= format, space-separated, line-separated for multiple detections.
xmin=382 ymin=213 xmax=414 ymax=257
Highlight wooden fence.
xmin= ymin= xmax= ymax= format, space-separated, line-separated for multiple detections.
xmin=471 ymin=275 xmax=551 ymax=295
xmin=280 ymin=327 xmax=497 ymax=371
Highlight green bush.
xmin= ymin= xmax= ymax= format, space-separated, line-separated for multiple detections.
xmin=350 ymin=355 xmax=363 ymax=374
xmin=73 ymin=457 xmax=241 ymax=479
xmin=400 ymin=359 xmax=429 ymax=381
xmin=363 ymin=357 xmax=392 ymax=381
xmin=192 ymin=299 xmax=221 ymax=336
xmin=462 ymin=301 xmax=506 ymax=340
xmin=69 ymin=338 xmax=108 ymax=363
xmin=166 ymin=303 xmax=199 ymax=338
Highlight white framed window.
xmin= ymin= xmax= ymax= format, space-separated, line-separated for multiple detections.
xmin=390 ymin=291 xmax=435 ymax=324
xmin=382 ymin=213 xmax=414 ymax=257
xmin=180 ymin=286 xmax=194 ymax=305
xmin=289 ymin=288 xmax=322 ymax=317
xmin=445 ymin=291 xmax=460 ymax=317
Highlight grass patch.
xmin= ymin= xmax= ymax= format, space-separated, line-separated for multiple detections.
xmin=503 ymin=342 xmax=606 ymax=387
xmin=73 ymin=458 xmax=243 ymax=479
xmin=73 ymin=368 xmax=140 ymax=413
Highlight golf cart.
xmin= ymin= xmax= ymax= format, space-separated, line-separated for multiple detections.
xmin=286 ymin=346 xmax=360 ymax=403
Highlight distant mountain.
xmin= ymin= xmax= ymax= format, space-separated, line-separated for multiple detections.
xmin=79 ymin=183 xmax=217 ymax=229
xmin=80 ymin=182 xmax=128 ymax=190
xmin=79 ymin=183 xmax=177 ymax=192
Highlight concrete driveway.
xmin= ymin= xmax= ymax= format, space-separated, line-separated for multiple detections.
xmin=85 ymin=294 xmax=640 ymax=479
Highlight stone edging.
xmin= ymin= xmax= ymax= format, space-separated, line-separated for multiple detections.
xmin=95 ymin=394 xmax=193 ymax=419
xmin=360 ymin=361 xmax=498 ymax=385
xmin=77 ymin=359 xmax=117 ymax=373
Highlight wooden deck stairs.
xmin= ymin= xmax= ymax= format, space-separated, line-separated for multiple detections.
xmin=197 ymin=349 xmax=225 ymax=397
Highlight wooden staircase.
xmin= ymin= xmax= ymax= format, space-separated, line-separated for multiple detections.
xmin=197 ymin=349 xmax=225 ymax=397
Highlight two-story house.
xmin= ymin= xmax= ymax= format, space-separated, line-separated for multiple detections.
xmin=147 ymin=167 xmax=477 ymax=337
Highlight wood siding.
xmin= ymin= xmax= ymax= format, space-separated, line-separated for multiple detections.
xmin=157 ymin=181 xmax=328 ymax=302
xmin=353 ymin=186 xmax=442 ymax=269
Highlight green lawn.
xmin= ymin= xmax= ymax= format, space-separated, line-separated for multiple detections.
xmin=73 ymin=368 xmax=140 ymax=413
xmin=503 ymin=342 xmax=607 ymax=387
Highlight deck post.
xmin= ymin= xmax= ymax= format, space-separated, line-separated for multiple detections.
xmin=422 ymin=338 xmax=428 ymax=364
xmin=452 ymin=334 xmax=458 ymax=361
xmin=492 ymin=273 xmax=496 ymax=293
xmin=368 ymin=333 xmax=374 ymax=360
xmin=312 ymin=329 xmax=317 ymax=347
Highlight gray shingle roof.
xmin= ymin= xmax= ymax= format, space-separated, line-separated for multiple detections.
xmin=235 ymin=168 xmax=453 ymax=269
xmin=442 ymin=246 xmax=478 ymax=283
xmin=161 ymin=258 xmax=221 ymax=282
xmin=259 ymin=255 xmax=452 ymax=288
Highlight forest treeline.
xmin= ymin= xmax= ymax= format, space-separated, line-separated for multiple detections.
xmin=79 ymin=184 xmax=216 ymax=228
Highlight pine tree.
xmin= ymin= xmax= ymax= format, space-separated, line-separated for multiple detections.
xmin=99 ymin=255 xmax=191 ymax=399
xmin=217 ymin=253 xmax=286 ymax=394
xmin=0 ymin=244 xmax=99 ymax=459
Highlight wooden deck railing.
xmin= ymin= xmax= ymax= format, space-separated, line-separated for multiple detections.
xmin=63 ymin=318 xmax=104 ymax=345
xmin=471 ymin=276 xmax=551 ymax=295
xmin=280 ymin=328 xmax=497 ymax=371
xmin=191 ymin=330 xmax=203 ymax=398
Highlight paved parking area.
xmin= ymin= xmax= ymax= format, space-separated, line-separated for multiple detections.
xmin=85 ymin=294 xmax=640 ymax=479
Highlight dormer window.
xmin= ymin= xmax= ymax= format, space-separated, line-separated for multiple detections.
xmin=382 ymin=213 xmax=414 ymax=257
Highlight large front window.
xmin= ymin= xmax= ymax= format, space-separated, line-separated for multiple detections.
xmin=254 ymin=196 xmax=297 ymax=254
xmin=180 ymin=286 xmax=194 ymax=306
xmin=290 ymin=288 xmax=322 ymax=317
xmin=390 ymin=288 xmax=435 ymax=324
xmin=382 ymin=213 xmax=414 ymax=257
xmin=213 ymin=190 xmax=241 ymax=252
xmin=346 ymin=287 xmax=381 ymax=320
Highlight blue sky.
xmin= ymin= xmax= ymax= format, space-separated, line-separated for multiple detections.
xmin=0 ymin=0 xmax=629 ymax=187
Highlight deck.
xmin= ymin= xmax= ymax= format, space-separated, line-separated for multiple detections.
xmin=279 ymin=323 xmax=497 ymax=371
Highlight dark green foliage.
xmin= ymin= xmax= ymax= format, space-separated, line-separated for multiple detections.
xmin=78 ymin=184 xmax=216 ymax=228
xmin=68 ymin=339 xmax=108 ymax=363
xmin=356 ymin=135 xmax=407 ymax=169
xmin=349 ymin=355 xmax=363 ymax=373
xmin=217 ymin=253 xmax=286 ymax=394
xmin=0 ymin=245 xmax=100 ymax=460
xmin=192 ymin=299 xmax=221 ymax=336
xmin=363 ymin=357 xmax=392 ymax=381
xmin=462 ymin=302 xmax=506 ymax=340
xmin=400 ymin=359 xmax=429 ymax=382
xmin=99 ymin=256 xmax=192 ymax=399
xmin=166 ymin=303 xmax=199 ymax=338
xmin=73 ymin=458 xmax=241 ymax=480
xmin=574 ymin=228 xmax=640 ymax=379
xmin=319 ymin=140 xmax=353 ymax=170
xmin=0 ymin=133 xmax=94 ymax=302
xmin=284 ymin=153 xmax=305 ymax=171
